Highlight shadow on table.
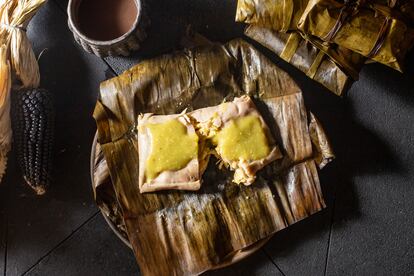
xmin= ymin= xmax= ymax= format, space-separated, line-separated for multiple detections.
xmin=361 ymin=50 xmax=414 ymax=107
xmin=244 ymin=39 xmax=409 ymax=273
xmin=103 ymin=9 xmax=412 ymax=273
xmin=105 ymin=0 xmax=245 ymax=73
xmin=7 ymin=0 xmax=410 ymax=274
xmin=1 ymin=1 xmax=112 ymax=274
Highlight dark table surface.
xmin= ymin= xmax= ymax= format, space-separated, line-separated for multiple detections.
xmin=1 ymin=0 xmax=414 ymax=275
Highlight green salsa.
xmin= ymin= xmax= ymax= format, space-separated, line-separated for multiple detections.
xmin=213 ymin=115 xmax=270 ymax=161
xmin=145 ymin=119 xmax=198 ymax=180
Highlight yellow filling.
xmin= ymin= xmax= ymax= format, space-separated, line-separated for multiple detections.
xmin=145 ymin=119 xmax=198 ymax=180
xmin=213 ymin=115 xmax=270 ymax=161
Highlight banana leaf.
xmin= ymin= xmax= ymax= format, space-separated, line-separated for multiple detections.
xmin=298 ymin=0 xmax=414 ymax=72
xmin=92 ymin=141 xmax=129 ymax=241
xmin=236 ymin=0 xmax=414 ymax=31
xmin=235 ymin=0 xmax=309 ymax=31
xmin=245 ymin=25 xmax=366 ymax=96
xmin=93 ymin=39 xmax=334 ymax=275
xmin=92 ymin=30 xmax=217 ymax=247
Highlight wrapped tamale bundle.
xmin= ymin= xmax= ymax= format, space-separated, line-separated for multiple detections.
xmin=93 ymin=39 xmax=334 ymax=275
xmin=235 ymin=0 xmax=309 ymax=31
xmin=298 ymin=0 xmax=414 ymax=72
xmin=245 ymin=25 xmax=366 ymax=95
xmin=235 ymin=0 xmax=414 ymax=31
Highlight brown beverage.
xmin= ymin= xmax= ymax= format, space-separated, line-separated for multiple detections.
xmin=77 ymin=0 xmax=138 ymax=41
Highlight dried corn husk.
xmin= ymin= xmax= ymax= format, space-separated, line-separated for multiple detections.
xmin=0 ymin=46 xmax=12 ymax=181
xmin=0 ymin=0 xmax=46 ymax=183
xmin=298 ymin=0 xmax=414 ymax=72
xmin=93 ymin=39 xmax=334 ymax=275
xmin=245 ymin=26 xmax=366 ymax=95
xmin=236 ymin=0 xmax=309 ymax=31
xmin=10 ymin=27 xmax=40 ymax=88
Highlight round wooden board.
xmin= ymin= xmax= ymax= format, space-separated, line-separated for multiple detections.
xmin=90 ymin=133 xmax=272 ymax=271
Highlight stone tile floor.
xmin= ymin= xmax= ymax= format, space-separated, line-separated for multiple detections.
xmin=1 ymin=0 xmax=414 ymax=275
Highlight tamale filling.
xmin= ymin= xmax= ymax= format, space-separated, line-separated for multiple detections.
xmin=213 ymin=115 xmax=270 ymax=161
xmin=145 ymin=119 xmax=198 ymax=180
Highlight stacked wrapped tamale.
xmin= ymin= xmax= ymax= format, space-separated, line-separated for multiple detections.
xmin=93 ymin=39 xmax=334 ymax=275
xmin=236 ymin=0 xmax=414 ymax=95
xmin=244 ymin=26 xmax=365 ymax=95
xmin=298 ymin=0 xmax=414 ymax=71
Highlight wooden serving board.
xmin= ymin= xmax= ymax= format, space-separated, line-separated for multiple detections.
xmin=90 ymin=133 xmax=271 ymax=271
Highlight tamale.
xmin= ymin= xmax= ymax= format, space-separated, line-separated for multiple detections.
xmin=244 ymin=25 xmax=366 ymax=95
xmin=138 ymin=113 xmax=201 ymax=193
xmin=190 ymin=95 xmax=282 ymax=185
xmin=93 ymin=39 xmax=334 ymax=275
xmin=236 ymin=0 xmax=414 ymax=31
xmin=298 ymin=0 xmax=414 ymax=72
xmin=235 ymin=0 xmax=309 ymax=31
xmin=137 ymin=96 xmax=281 ymax=191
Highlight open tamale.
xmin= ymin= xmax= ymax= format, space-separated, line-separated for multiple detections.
xmin=137 ymin=95 xmax=282 ymax=191
xmin=137 ymin=113 xmax=202 ymax=193
xmin=245 ymin=25 xmax=366 ymax=95
xmin=235 ymin=0 xmax=309 ymax=31
xmin=93 ymin=39 xmax=334 ymax=275
xmin=190 ymin=95 xmax=282 ymax=185
xmin=298 ymin=0 xmax=414 ymax=72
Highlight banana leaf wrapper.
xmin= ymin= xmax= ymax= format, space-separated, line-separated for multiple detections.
xmin=92 ymin=142 xmax=129 ymax=241
xmin=235 ymin=0 xmax=309 ymax=31
xmin=92 ymin=30 xmax=217 ymax=244
xmin=235 ymin=0 xmax=414 ymax=31
xmin=93 ymin=39 xmax=334 ymax=275
xmin=298 ymin=0 xmax=414 ymax=72
xmin=245 ymin=25 xmax=365 ymax=96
